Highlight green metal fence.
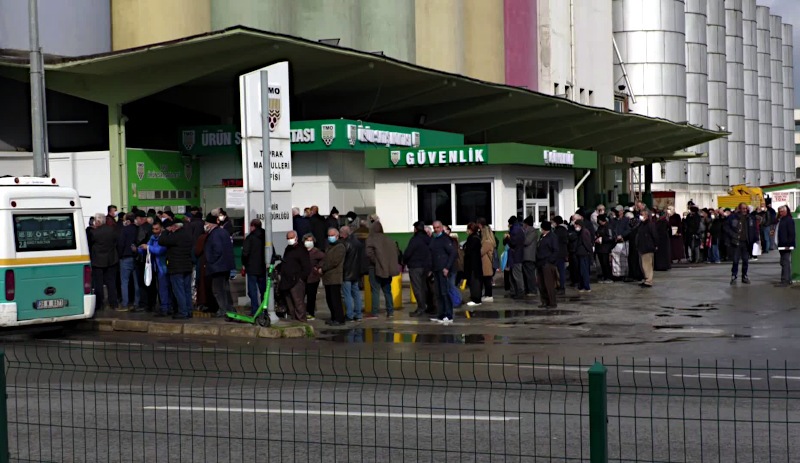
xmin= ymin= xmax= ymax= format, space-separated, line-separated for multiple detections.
xmin=0 ymin=342 xmax=799 ymax=462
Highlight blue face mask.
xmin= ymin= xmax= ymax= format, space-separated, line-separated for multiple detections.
xmin=328 ymin=236 xmax=337 ymax=244
xmin=435 ymin=232 xmax=443 ymax=238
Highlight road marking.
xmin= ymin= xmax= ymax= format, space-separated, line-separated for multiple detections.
xmin=672 ymin=373 xmax=762 ymax=381
xmin=771 ymin=376 xmax=800 ymax=380
xmin=143 ymin=406 xmax=518 ymax=421
xmin=622 ymin=370 xmax=667 ymax=375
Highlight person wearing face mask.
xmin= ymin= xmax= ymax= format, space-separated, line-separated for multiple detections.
xmin=573 ymin=219 xmax=593 ymax=292
xmin=708 ymin=210 xmax=724 ymax=264
xmin=326 ymin=207 xmax=341 ymax=231
xmin=341 ymin=226 xmax=366 ymax=321
xmin=636 ymin=209 xmax=658 ymax=288
xmin=241 ymin=219 xmax=267 ymax=316
xmin=321 ymin=228 xmax=347 ymax=325
xmin=301 ymin=234 xmax=325 ymax=320
xmin=279 ymin=230 xmax=311 ymax=322
xmin=203 ymin=214 xmax=236 ymax=317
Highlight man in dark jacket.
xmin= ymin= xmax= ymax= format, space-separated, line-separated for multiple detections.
xmin=776 ymin=205 xmax=796 ymax=286
xmin=637 ymin=210 xmax=658 ymax=288
xmin=429 ymin=221 xmax=456 ymax=323
xmin=242 ymin=219 xmax=267 ymax=316
xmin=292 ymin=207 xmax=311 ymax=239
xmin=404 ymin=221 xmax=432 ymax=317
xmin=133 ymin=211 xmax=154 ymax=310
xmin=535 ymin=221 xmax=559 ymax=308
xmin=574 ymin=220 xmax=594 ymax=292
xmin=522 ymin=216 xmax=539 ymax=296
xmin=321 ymin=228 xmax=347 ymax=325
xmin=340 ymin=226 xmax=366 ymax=321
xmin=503 ymin=216 xmax=525 ymax=299
xmin=204 ymin=214 xmax=236 ymax=317
xmin=594 ymin=214 xmax=616 ymax=283
xmin=724 ymin=202 xmax=759 ymax=285
xmin=683 ymin=207 xmax=701 ymax=263
xmin=158 ymin=223 xmax=194 ymax=319
xmin=552 ymin=216 xmax=569 ymax=295
xmin=309 ymin=205 xmax=328 ymax=250
xmin=117 ymin=213 xmax=140 ymax=310
xmin=326 ymin=207 xmax=340 ymax=231
xmin=91 ymin=213 xmax=120 ymax=310
xmin=280 ymin=230 xmax=311 ymax=322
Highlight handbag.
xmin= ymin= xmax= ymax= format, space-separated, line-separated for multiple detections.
xmin=144 ymin=249 xmax=153 ymax=287
xmin=752 ymin=242 xmax=762 ymax=257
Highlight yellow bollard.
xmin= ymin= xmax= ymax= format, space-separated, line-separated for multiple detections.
xmin=363 ymin=274 xmax=404 ymax=312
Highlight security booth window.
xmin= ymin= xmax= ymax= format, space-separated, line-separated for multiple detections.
xmin=417 ymin=181 xmax=492 ymax=226
xmin=13 ymin=214 xmax=77 ymax=252
xmin=516 ymin=179 xmax=561 ymax=224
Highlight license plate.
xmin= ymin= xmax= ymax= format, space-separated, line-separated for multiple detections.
xmin=35 ymin=299 xmax=68 ymax=310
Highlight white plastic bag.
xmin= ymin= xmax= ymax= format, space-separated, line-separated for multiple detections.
xmin=144 ymin=249 xmax=153 ymax=286
xmin=752 ymin=242 xmax=762 ymax=257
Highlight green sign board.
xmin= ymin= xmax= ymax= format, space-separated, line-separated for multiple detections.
xmin=127 ymin=149 xmax=200 ymax=208
xmin=364 ymin=143 xmax=598 ymax=169
xmin=289 ymin=119 xmax=464 ymax=151
xmin=177 ymin=120 xmax=463 ymax=155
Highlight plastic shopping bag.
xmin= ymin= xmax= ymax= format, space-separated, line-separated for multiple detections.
xmin=752 ymin=242 xmax=762 ymax=257
xmin=144 ymin=249 xmax=153 ymax=286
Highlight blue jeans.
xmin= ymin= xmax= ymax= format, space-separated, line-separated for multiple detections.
xmin=376 ymin=276 xmax=394 ymax=315
xmin=155 ymin=271 xmax=171 ymax=314
xmin=119 ymin=257 xmax=139 ymax=307
xmin=343 ymin=280 xmax=363 ymax=319
xmin=578 ymin=256 xmax=591 ymax=290
xmin=247 ymin=274 xmax=267 ymax=315
xmin=762 ymin=227 xmax=771 ymax=253
xmin=709 ymin=244 xmax=720 ymax=263
xmin=170 ymin=272 xmax=192 ymax=317
xmin=434 ymin=271 xmax=453 ymax=320
xmin=368 ymin=268 xmax=380 ymax=312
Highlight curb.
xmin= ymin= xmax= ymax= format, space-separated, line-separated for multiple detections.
xmin=76 ymin=318 xmax=315 ymax=339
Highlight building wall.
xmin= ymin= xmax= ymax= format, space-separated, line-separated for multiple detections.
xmin=292 ymin=151 xmax=375 ymax=216
xmin=0 ymin=0 xmax=111 ymax=56
xmin=504 ymin=0 xmax=538 ymax=90
xmin=463 ymin=0 xmax=506 ymax=83
xmin=415 ymin=0 xmax=464 ymax=75
xmin=111 ymin=0 xmax=211 ymax=50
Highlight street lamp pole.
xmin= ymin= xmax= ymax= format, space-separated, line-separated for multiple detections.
xmin=29 ymin=0 xmax=48 ymax=177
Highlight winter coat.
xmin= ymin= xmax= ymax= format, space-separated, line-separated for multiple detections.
xmin=777 ymin=214 xmax=796 ymax=249
xmin=522 ymin=226 xmax=539 ymax=262
xmin=321 ymin=240 xmax=346 ymax=285
xmin=463 ymin=233 xmax=483 ymax=277
xmin=279 ymin=243 xmax=311 ymax=290
xmin=117 ymin=223 xmax=138 ymax=259
xmin=636 ymin=219 xmax=658 ymax=254
xmin=139 ymin=232 xmax=167 ymax=275
xmin=724 ymin=213 xmax=759 ymax=248
xmin=187 ymin=217 xmax=204 ymax=252
xmin=241 ymin=228 xmax=266 ymax=276
xmin=595 ymin=223 xmax=616 ymax=254
xmin=535 ymin=232 xmax=559 ymax=267
xmin=403 ymin=231 xmax=432 ymax=270
xmin=343 ymin=235 xmax=367 ymax=281
xmin=306 ymin=247 xmax=325 ymax=284
xmin=452 ymin=235 xmax=464 ymax=272
xmin=554 ymin=225 xmax=569 ymax=260
xmin=293 ymin=215 xmax=311 ymax=240
xmin=430 ymin=232 xmax=456 ymax=272
xmin=158 ymin=227 xmax=194 ymax=274
xmin=504 ymin=223 xmax=525 ymax=266
xmin=90 ymin=224 xmax=119 ymax=268
xmin=204 ymin=226 xmax=235 ymax=275
xmin=366 ymin=222 xmax=400 ymax=279
xmin=480 ymin=227 xmax=497 ymax=277
xmin=575 ymin=227 xmax=594 ymax=258
xmin=309 ymin=214 xmax=328 ymax=250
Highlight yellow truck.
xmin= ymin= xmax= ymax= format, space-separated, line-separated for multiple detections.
xmin=717 ymin=185 xmax=765 ymax=209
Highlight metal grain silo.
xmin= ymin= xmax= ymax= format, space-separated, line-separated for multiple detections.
xmin=742 ymin=0 xmax=760 ymax=186
xmin=725 ymin=0 xmax=745 ymax=185
xmin=783 ymin=24 xmax=795 ymax=179
xmin=706 ymin=0 xmax=727 ymax=189
xmin=770 ymin=15 xmax=784 ymax=183
xmin=686 ymin=0 xmax=709 ymax=187
xmin=756 ymin=6 xmax=773 ymax=184
xmin=613 ymin=0 xmax=687 ymax=188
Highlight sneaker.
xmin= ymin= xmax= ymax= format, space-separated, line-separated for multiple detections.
xmin=466 ymin=301 xmax=481 ymax=307
xmin=440 ymin=317 xmax=453 ymax=325
xmin=742 ymin=276 xmax=750 ymax=284
xmin=730 ymin=276 xmax=737 ymax=286
xmin=386 ymin=313 xmax=394 ymax=319
xmin=430 ymin=317 xmax=443 ymax=323
xmin=307 ymin=315 xmax=316 ymax=320
xmin=481 ymin=296 xmax=494 ymax=303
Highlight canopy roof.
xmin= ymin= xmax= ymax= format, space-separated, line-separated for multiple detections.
xmin=0 ymin=26 xmax=725 ymax=158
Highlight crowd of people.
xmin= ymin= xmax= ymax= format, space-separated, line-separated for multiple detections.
xmin=86 ymin=198 xmax=797 ymax=324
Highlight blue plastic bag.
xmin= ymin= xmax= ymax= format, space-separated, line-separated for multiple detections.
xmin=449 ymin=285 xmax=462 ymax=307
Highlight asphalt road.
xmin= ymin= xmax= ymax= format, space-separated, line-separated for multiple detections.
xmin=3 ymin=339 xmax=800 ymax=462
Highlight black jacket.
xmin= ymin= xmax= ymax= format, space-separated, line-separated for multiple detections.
xmin=242 ymin=228 xmax=266 ymax=276
xmin=463 ymin=233 xmax=482 ymax=276
xmin=535 ymin=231 xmax=559 ymax=267
xmin=777 ymin=215 xmax=796 ymax=248
xmin=117 ymin=223 xmax=138 ymax=259
xmin=429 ymin=233 xmax=456 ymax=272
xmin=90 ymin=225 xmax=119 ymax=268
xmin=187 ymin=217 xmax=205 ymax=253
xmin=280 ymin=243 xmax=311 ymax=290
xmin=595 ymin=223 xmax=615 ymax=254
xmin=343 ymin=235 xmax=366 ymax=281
xmin=554 ymin=225 xmax=569 ymax=260
xmin=293 ymin=215 xmax=311 ymax=239
xmin=158 ymin=227 xmax=194 ymax=274
xmin=636 ymin=219 xmax=658 ymax=254
xmin=309 ymin=214 xmax=328 ymax=249
xmin=402 ymin=231 xmax=432 ymax=270
xmin=575 ymin=227 xmax=594 ymax=257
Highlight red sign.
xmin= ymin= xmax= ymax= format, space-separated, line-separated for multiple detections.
xmin=222 ymin=178 xmax=243 ymax=187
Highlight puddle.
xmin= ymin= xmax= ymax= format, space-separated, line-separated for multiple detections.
xmin=653 ymin=326 xmax=726 ymax=335
xmin=684 ymin=314 xmax=703 ymax=318
xmin=656 ymin=314 xmax=671 ymax=317
xmin=463 ymin=309 xmax=578 ymax=319
xmin=317 ymin=328 xmax=512 ymax=345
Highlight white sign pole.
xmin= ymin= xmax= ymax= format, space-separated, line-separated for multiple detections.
xmin=260 ymin=70 xmax=279 ymax=325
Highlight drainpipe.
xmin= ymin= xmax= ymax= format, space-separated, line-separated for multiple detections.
xmin=570 ymin=0 xmax=576 ymax=101
xmin=612 ymin=36 xmax=637 ymax=104
xmin=575 ymin=170 xmax=592 ymax=205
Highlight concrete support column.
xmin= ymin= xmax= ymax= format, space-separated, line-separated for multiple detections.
xmin=108 ymin=104 xmax=127 ymax=210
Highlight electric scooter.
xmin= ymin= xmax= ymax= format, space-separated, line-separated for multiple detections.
xmin=226 ymin=259 xmax=279 ymax=327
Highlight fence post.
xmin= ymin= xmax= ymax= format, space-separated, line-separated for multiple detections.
xmin=588 ymin=361 xmax=608 ymax=463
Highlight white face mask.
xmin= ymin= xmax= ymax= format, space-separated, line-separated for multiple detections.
xmin=640 ymin=215 xmax=646 ymax=221
xmin=304 ymin=241 xmax=314 ymax=249
xmin=287 ymin=238 xmax=297 ymax=246
xmin=710 ymin=214 xmax=716 ymax=219
xmin=218 ymin=215 xmax=226 ymax=222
